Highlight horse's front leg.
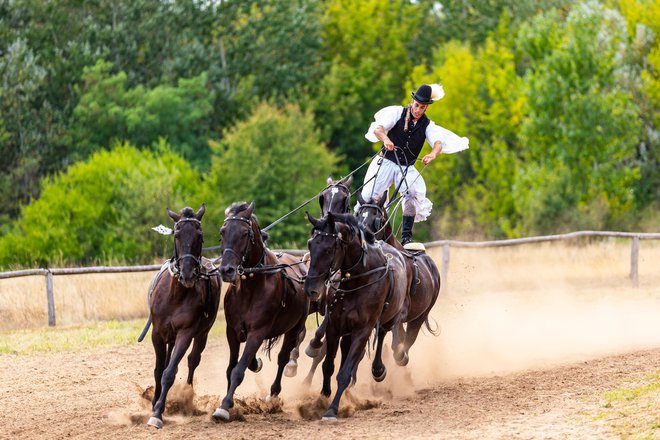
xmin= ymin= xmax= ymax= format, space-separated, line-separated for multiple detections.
xmin=186 ymin=331 xmax=209 ymax=386
xmin=323 ymin=326 xmax=372 ymax=421
xmin=321 ymin=324 xmax=340 ymax=398
xmin=371 ymin=323 xmax=388 ymax=382
xmin=213 ymin=334 xmax=263 ymax=421
xmin=148 ymin=331 xmax=195 ymax=429
xmin=271 ymin=319 xmax=305 ymax=397
xmin=284 ymin=325 xmax=306 ymax=378
xmin=305 ymin=311 xmax=328 ymax=357
xmin=150 ymin=333 xmax=167 ymax=408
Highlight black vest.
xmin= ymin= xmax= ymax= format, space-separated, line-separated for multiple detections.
xmin=383 ymin=107 xmax=430 ymax=166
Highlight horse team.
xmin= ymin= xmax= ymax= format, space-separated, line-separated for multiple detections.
xmin=142 ymin=177 xmax=441 ymax=428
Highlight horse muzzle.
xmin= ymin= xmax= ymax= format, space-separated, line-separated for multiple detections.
xmin=303 ymin=279 xmax=323 ymax=302
xmin=220 ymin=265 xmax=237 ymax=283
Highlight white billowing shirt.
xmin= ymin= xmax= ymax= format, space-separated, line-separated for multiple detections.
xmin=365 ymin=106 xmax=469 ymax=154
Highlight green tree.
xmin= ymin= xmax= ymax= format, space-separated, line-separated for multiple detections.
xmin=312 ymin=0 xmax=433 ymax=172
xmin=0 ymin=142 xmax=202 ymax=269
xmin=204 ymin=102 xmax=338 ymax=247
xmin=72 ymin=60 xmax=215 ymax=168
xmin=515 ymin=1 xmax=641 ymax=233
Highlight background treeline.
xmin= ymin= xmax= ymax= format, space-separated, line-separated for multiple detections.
xmin=0 ymin=0 xmax=658 ymax=269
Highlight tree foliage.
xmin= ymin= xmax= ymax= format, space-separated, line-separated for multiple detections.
xmin=204 ymin=102 xmax=338 ymax=248
xmin=0 ymin=143 xmax=201 ymax=268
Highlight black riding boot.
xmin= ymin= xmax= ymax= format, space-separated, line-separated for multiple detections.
xmin=401 ymin=215 xmax=415 ymax=246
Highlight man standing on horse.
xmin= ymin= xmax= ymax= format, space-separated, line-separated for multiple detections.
xmin=356 ymin=83 xmax=469 ymax=246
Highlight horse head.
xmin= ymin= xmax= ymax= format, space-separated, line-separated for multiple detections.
xmin=356 ymin=190 xmax=389 ymax=239
xmin=304 ymin=211 xmax=367 ymax=302
xmin=219 ymin=201 xmax=261 ymax=283
xmin=167 ymin=204 xmax=205 ymax=288
xmin=319 ymin=175 xmax=352 ymax=217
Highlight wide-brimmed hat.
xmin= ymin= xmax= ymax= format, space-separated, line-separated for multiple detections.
xmin=411 ymin=83 xmax=444 ymax=104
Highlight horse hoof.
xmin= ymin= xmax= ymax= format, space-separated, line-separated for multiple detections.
xmin=147 ymin=416 xmax=163 ymax=429
xmin=212 ymin=407 xmax=230 ymax=421
xmin=372 ymin=367 xmax=387 ymax=382
xmin=305 ymin=344 xmax=320 ymax=358
xmin=395 ymin=352 xmax=409 ymax=367
xmin=321 ymin=416 xmax=338 ymax=421
xmin=283 ymin=360 xmax=298 ymax=377
xmin=254 ymin=358 xmax=263 ymax=373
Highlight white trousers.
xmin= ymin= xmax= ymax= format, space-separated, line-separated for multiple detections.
xmin=355 ymin=157 xmax=432 ymax=222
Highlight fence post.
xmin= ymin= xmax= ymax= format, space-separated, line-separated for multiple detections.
xmin=45 ymin=269 xmax=56 ymax=326
xmin=441 ymin=243 xmax=450 ymax=294
xmin=630 ymin=236 xmax=639 ymax=288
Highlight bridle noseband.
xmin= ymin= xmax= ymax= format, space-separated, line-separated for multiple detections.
xmin=171 ymin=217 xmax=204 ymax=282
xmin=221 ymin=215 xmax=257 ymax=272
xmin=306 ymin=224 xmax=364 ymax=285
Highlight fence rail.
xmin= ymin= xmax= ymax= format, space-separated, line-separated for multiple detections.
xmin=1 ymin=231 xmax=658 ymax=327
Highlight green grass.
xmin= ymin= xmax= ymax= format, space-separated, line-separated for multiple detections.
xmin=594 ymin=372 xmax=660 ymax=439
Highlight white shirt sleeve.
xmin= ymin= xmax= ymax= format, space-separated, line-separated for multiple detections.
xmin=364 ymin=106 xmax=404 ymax=143
xmin=426 ymin=120 xmax=470 ymax=154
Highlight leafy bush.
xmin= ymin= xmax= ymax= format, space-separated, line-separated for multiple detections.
xmin=0 ymin=142 xmax=202 ymax=269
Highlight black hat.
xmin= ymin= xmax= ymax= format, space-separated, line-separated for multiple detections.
xmin=411 ymin=84 xmax=433 ymax=104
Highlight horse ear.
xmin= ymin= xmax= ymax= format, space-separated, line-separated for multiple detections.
xmin=357 ymin=191 xmax=366 ymax=206
xmin=246 ymin=201 xmax=255 ymax=217
xmin=195 ymin=203 xmax=206 ymax=220
xmin=377 ymin=191 xmax=388 ymax=207
xmin=318 ymin=193 xmax=324 ymax=215
xmin=343 ymin=175 xmax=353 ymax=187
xmin=326 ymin=175 xmax=333 ymax=185
xmin=167 ymin=208 xmax=181 ymax=223
xmin=326 ymin=211 xmax=335 ymax=230
xmin=306 ymin=211 xmax=319 ymax=228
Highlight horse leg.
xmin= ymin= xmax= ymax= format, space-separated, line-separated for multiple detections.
xmin=224 ymin=328 xmax=240 ymax=394
xmin=270 ymin=323 xmax=303 ymax=398
xmin=321 ymin=327 xmax=340 ymax=398
xmin=323 ymin=327 xmax=372 ymax=420
xmin=213 ymin=335 xmax=263 ymax=421
xmin=399 ymin=316 xmax=428 ymax=366
xmin=305 ymin=313 xmax=328 ymax=357
xmin=151 ymin=333 xmax=167 ymax=409
xmin=284 ymin=326 xmax=306 ymax=378
xmin=148 ymin=331 xmax=195 ymax=429
xmin=303 ymin=339 xmax=326 ymax=385
xmin=371 ymin=324 xmax=388 ymax=382
xmin=391 ymin=321 xmax=409 ymax=367
xmin=186 ymin=332 xmax=209 ymax=386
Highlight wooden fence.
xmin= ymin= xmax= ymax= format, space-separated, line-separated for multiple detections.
xmin=1 ymin=231 xmax=658 ymax=327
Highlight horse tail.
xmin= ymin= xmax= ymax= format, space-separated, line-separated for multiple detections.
xmin=137 ymin=316 xmax=152 ymax=342
xmin=423 ymin=315 xmax=440 ymax=337
xmin=263 ymin=336 xmax=282 ymax=360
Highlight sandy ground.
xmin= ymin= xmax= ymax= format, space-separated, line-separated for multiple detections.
xmin=2 ymin=242 xmax=659 ymax=439
xmin=2 ymin=288 xmax=660 ymax=440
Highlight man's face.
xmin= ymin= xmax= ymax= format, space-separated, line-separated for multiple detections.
xmin=411 ymin=100 xmax=429 ymax=120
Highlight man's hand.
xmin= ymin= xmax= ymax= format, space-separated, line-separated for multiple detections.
xmin=383 ymin=138 xmax=395 ymax=151
xmin=422 ymin=152 xmax=437 ymax=164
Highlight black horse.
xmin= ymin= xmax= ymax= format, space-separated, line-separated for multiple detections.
xmin=143 ymin=205 xmax=222 ymax=429
xmin=213 ymin=201 xmax=309 ymax=421
xmin=304 ymin=212 xmax=408 ymax=420
xmin=356 ymin=192 xmax=440 ymax=365
xmin=301 ymin=175 xmax=354 ymax=384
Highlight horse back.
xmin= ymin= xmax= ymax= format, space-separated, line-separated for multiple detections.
xmin=223 ymin=251 xmax=309 ymax=340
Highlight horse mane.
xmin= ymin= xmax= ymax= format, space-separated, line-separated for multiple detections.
xmin=331 ymin=213 xmax=375 ymax=245
xmin=225 ymin=202 xmax=268 ymax=243
xmin=180 ymin=207 xmax=196 ymax=218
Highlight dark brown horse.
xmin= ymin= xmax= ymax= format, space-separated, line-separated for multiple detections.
xmin=143 ymin=205 xmax=222 ymax=429
xmin=304 ymin=212 xmax=408 ymax=420
xmin=212 ymin=202 xmax=309 ymax=421
xmin=302 ymin=175 xmax=354 ymax=384
xmin=356 ymin=191 xmax=440 ymax=365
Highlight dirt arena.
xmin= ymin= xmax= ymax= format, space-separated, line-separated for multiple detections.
xmin=1 ymin=242 xmax=659 ymax=439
